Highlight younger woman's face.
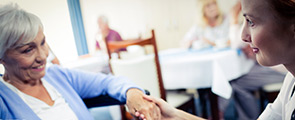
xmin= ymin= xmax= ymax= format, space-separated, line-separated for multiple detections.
xmin=241 ymin=0 xmax=295 ymax=66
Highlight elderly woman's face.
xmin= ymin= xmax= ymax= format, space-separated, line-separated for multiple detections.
xmin=3 ymin=29 xmax=49 ymax=81
xmin=98 ymin=19 xmax=109 ymax=35
xmin=241 ymin=0 xmax=295 ymax=66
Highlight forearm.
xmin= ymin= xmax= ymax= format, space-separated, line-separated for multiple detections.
xmin=203 ymin=37 xmax=216 ymax=46
xmin=174 ymin=109 xmax=205 ymax=120
xmin=102 ymin=76 xmax=144 ymax=102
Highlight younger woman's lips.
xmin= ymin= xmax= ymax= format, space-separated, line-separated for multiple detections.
xmin=252 ymin=48 xmax=259 ymax=53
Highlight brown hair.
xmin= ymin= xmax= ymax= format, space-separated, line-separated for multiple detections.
xmin=269 ymin=0 xmax=295 ymax=21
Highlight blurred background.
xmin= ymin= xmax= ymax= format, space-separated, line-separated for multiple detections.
xmin=1 ymin=0 xmax=236 ymax=65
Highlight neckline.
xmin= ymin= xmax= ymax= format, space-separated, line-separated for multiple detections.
xmin=0 ymin=77 xmax=58 ymax=107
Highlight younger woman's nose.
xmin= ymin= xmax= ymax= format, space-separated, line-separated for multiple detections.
xmin=241 ymin=21 xmax=252 ymax=43
xmin=242 ymin=35 xmax=251 ymax=43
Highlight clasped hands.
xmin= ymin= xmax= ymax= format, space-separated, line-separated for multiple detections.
xmin=126 ymin=89 xmax=177 ymax=120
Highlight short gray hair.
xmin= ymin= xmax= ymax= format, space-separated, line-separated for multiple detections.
xmin=0 ymin=4 xmax=43 ymax=59
xmin=98 ymin=15 xmax=109 ymax=25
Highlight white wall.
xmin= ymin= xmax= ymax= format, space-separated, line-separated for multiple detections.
xmin=1 ymin=0 xmax=78 ymax=65
xmin=80 ymin=0 xmax=237 ymax=53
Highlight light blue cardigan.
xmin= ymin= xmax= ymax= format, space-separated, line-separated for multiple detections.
xmin=0 ymin=65 xmax=143 ymax=119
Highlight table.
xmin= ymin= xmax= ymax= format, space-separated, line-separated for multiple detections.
xmin=159 ymin=48 xmax=254 ymax=119
xmin=159 ymin=47 xmax=254 ymax=99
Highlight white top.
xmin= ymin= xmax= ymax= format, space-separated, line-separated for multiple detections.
xmin=259 ymin=72 xmax=295 ymax=120
xmin=182 ymin=16 xmax=230 ymax=49
xmin=0 ymin=78 xmax=78 ymax=120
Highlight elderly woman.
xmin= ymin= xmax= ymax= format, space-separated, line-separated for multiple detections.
xmin=0 ymin=4 xmax=160 ymax=120
xmin=142 ymin=0 xmax=295 ymax=119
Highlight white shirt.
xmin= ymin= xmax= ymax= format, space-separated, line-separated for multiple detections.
xmin=0 ymin=78 xmax=78 ymax=120
xmin=259 ymin=72 xmax=295 ymax=120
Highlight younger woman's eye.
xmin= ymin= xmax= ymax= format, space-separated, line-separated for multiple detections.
xmin=246 ymin=18 xmax=254 ymax=27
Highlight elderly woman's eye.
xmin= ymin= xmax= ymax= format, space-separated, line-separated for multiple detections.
xmin=41 ymin=38 xmax=46 ymax=45
xmin=22 ymin=47 xmax=33 ymax=53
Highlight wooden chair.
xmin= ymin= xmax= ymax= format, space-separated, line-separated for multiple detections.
xmin=105 ymin=29 xmax=196 ymax=119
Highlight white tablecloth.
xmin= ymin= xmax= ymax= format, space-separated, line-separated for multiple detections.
xmin=159 ymin=48 xmax=254 ymax=99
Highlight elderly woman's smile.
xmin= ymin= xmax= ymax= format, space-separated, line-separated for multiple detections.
xmin=32 ymin=64 xmax=46 ymax=71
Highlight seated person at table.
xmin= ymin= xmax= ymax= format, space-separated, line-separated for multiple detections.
xmin=181 ymin=0 xmax=230 ymax=50
xmin=0 ymin=4 xmax=159 ymax=120
xmin=142 ymin=0 xmax=295 ymax=119
xmin=95 ymin=15 xmax=126 ymax=51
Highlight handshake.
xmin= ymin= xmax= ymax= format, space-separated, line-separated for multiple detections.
xmin=126 ymin=91 xmax=205 ymax=120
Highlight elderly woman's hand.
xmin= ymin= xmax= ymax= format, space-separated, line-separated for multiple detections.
xmin=126 ymin=88 xmax=161 ymax=120
xmin=142 ymin=95 xmax=176 ymax=120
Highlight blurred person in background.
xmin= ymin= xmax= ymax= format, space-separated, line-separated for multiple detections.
xmin=181 ymin=0 xmax=230 ymax=50
xmin=95 ymin=15 xmax=126 ymax=51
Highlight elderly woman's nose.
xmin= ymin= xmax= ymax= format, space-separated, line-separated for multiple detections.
xmin=36 ymin=48 xmax=47 ymax=63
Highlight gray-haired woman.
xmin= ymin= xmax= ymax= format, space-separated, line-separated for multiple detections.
xmin=0 ymin=4 xmax=160 ymax=120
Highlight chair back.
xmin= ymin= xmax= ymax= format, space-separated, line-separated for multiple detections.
xmin=111 ymin=55 xmax=161 ymax=98
xmin=120 ymin=45 xmax=146 ymax=59
xmin=106 ymin=29 xmax=166 ymax=100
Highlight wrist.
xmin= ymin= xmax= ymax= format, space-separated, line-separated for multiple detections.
xmin=126 ymin=88 xmax=144 ymax=99
xmin=173 ymin=109 xmax=187 ymax=120
xmin=174 ymin=109 xmax=205 ymax=120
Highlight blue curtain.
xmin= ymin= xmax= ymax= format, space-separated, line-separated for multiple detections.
xmin=67 ymin=0 xmax=89 ymax=56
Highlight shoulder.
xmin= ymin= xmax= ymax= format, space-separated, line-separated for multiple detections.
xmin=45 ymin=65 xmax=76 ymax=80
xmin=278 ymin=72 xmax=294 ymax=98
xmin=283 ymin=72 xmax=294 ymax=86
xmin=109 ymin=29 xmax=120 ymax=35
xmin=46 ymin=64 xmax=66 ymax=74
